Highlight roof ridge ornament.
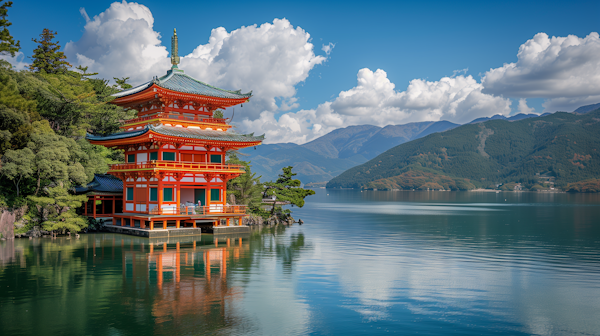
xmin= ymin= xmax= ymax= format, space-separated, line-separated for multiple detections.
xmin=171 ymin=28 xmax=180 ymax=68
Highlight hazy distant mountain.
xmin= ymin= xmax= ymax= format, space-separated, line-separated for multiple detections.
xmin=240 ymin=121 xmax=459 ymax=184
xmin=574 ymin=102 xmax=600 ymax=114
xmin=469 ymin=113 xmax=540 ymax=124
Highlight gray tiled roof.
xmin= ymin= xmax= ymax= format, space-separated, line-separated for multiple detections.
xmin=112 ymin=68 xmax=252 ymax=99
xmin=150 ymin=124 xmax=264 ymax=142
xmin=74 ymin=174 xmax=123 ymax=194
xmin=86 ymin=124 xmax=264 ymax=143
xmin=86 ymin=128 xmax=148 ymax=141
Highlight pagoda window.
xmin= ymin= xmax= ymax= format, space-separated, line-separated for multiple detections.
xmin=162 ymin=152 xmax=176 ymax=161
xmin=126 ymin=187 xmax=134 ymax=201
xmin=210 ymin=189 xmax=221 ymax=202
xmin=137 ymin=153 xmax=148 ymax=163
xmin=150 ymin=188 xmax=157 ymax=201
xmin=210 ymin=154 xmax=222 ymax=164
xmin=164 ymin=188 xmax=173 ymax=202
xmin=127 ymin=154 xmax=135 ymax=163
xmin=149 ymin=152 xmax=158 ymax=161
xmin=181 ymin=153 xmax=193 ymax=162
xmin=193 ymin=154 xmax=205 ymax=162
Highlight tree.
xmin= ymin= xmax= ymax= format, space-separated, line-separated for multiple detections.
xmin=0 ymin=147 xmax=34 ymax=197
xmin=226 ymin=152 xmax=263 ymax=210
xmin=263 ymin=166 xmax=315 ymax=215
xmin=113 ymin=77 xmax=132 ymax=90
xmin=0 ymin=1 xmax=19 ymax=57
xmin=76 ymin=65 xmax=98 ymax=79
xmin=28 ymin=185 xmax=88 ymax=233
xmin=213 ymin=109 xmax=224 ymax=119
xmin=30 ymin=29 xmax=71 ymax=73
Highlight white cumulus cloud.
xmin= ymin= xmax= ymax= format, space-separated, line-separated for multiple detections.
xmin=0 ymin=51 xmax=29 ymax=71
xmin=482 ymin=32 xmax=600 ymax=111
xmin=65 ymin=1 xmax=326 ymax=120
xmin=243 ymin=68 xmax=512 ymax=144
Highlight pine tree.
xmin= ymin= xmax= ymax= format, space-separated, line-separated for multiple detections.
xmin=263 ymin=166 xmax=315 ymax=215
xmin=0 ymin=1 xmax=19 ymax=57
xmin=113 ymin=77 xmax=132 ymax=90
xmin=30 ymin=28 xmax=71 ymax=73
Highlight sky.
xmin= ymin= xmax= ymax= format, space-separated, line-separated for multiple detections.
xmin=3 ymin=0 xmax=600 ymax=144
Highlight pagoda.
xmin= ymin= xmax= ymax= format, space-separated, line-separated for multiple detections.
xmin=86 ymin=29 xmax=264 ymax=233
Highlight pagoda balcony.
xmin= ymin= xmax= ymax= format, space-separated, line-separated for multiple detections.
xmin=122 ymin=112 xmax=230 ymax=129
xmin=108 ymin=161 xmax=245 ymax=174
xmin=147 ymin=204 xmax=248 ymax=216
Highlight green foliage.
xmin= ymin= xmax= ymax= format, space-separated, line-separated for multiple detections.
xmin=226 ymin=152 xmax=263 ymax=211
xmin=0 ymin=1 xmax=19 ymax=57
xmin=566 ymin=179 xmax=600 ymax=193
xmin=30 ymin=29 xmax=71 ymax=74
xmin=213 ymin=109 xmax=224 ymax=119
xmin=28 ymin=186 xmax=88 ymax=233
xmin=263 ymin=166 xmax=315 ymax=214
xmin=113 ymin=77 xmax=132 ymax=90
xmin=328 ymin=110 xmax=600 ymax=192
xmin=0 ymin=146 xmax=33 ymax=197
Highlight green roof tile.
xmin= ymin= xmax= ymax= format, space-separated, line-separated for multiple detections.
xmin=112 ymin=69 xmax=252 ymax=100
xmin=86 ymin=125 xmax=264 ymax=143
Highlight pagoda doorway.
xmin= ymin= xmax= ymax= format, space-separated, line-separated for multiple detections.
xmin=195 ymin=189 xmax=206 ymax=206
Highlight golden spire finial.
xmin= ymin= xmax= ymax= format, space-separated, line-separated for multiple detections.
xmin=171 ymin=28 xmax=180 ymax=68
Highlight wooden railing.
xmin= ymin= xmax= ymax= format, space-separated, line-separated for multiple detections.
xmin=123 ymin=113 xmax=228 ymax=125
xmin=148 ymin=205 xmax=247 ymax=216
xmin=109 ymin=161 xmax=244 ymax=171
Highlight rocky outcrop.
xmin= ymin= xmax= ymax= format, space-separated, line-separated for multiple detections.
xmin=0 ymin=208 xmax=24 ymax=239
xmin=243 ymin=213 xmax=296 ymax=226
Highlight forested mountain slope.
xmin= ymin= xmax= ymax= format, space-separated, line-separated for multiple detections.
xmin=327 ymin=110 xmax=600 ymax=191
xmin=240 ymin=121 xmax=459 ymax=185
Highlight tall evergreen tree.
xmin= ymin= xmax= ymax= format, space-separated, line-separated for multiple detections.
xmin=0 ymin=1 xmax=19 ymax=57
xmin=30 ymin=29 xmax=71 ymax=73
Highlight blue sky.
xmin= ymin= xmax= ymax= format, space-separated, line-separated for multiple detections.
xmin=5 ymin=0 xmax=600 ymax=143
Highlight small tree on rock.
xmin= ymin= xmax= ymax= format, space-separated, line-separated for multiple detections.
xmin=263 ymin=166 xmax=315 ymax=216
xmin=30 ymin=29 xmax=71 ymax=73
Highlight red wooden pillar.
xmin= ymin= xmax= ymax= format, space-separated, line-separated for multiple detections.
xmin=176 ymin=185 xmax=181 ymax=214
xmin=112 ymin=198 xmax=116 ymax=215
xmin=226 ymin=218 xmax=230 ymax=226
xmin=158 ymin=182 xmax=163 ymax=215
xmin=176 ymin=220 xmax=180 ymax=228
xmin=162 ymin=220 xmax=167 ymax=230
xmin=149 ymin=220 xmax=154 ymax=230
xmin=92 ymin=196 xmax=97 ymax=218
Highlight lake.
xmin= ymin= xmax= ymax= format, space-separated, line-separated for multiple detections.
xmin=1 ymin=189 xmax=600 ymax=335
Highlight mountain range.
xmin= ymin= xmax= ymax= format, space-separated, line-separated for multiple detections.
xmin=240 ymin=103 xmax=600 ymax=186
xmin=239 ymin=121 xmax=459 ymax=185
xmin=327 ymin=108 xmax=600 ymax=191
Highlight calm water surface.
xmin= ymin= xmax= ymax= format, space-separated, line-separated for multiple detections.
xmin=1 ymin=190 xmax=600 ymax=335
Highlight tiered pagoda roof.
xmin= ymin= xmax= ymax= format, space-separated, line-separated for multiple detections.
xmin=112 ymin=68 xmax=252 ymax=100
xmin=87 ymin=124 xmax=264 ymax=142
xmin=74 ymin=174 xmax=123 ymax=194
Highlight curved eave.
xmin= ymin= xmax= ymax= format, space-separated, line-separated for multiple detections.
xmin=88 ymin=130 xmax=263 ymax=149
xmin=111 ymin=84 xmax=251 ymax=109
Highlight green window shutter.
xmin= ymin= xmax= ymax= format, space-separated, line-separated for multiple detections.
xmin=210 ymin=189 xmax=220 ymax=201
xmin=163 ymin=188 xmax=173 ymax=202
xmin=210 ymin=154 xmax=222 ymax=163
xmin=149 ymin=152 xmax=158 ymax=161
xmin=150 ymin=188 xmax=157 ymax=201
xmin=127 ymin=154 xmax=135 ymax=163
xmin=163 ymin=152 xmax=176 ymax=161
xmin=126 ymin=187 xmax=134 ymax=201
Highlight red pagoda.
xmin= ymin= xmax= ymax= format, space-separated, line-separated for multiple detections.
xmin=86 ymin=29 xmax=263 ymax=234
